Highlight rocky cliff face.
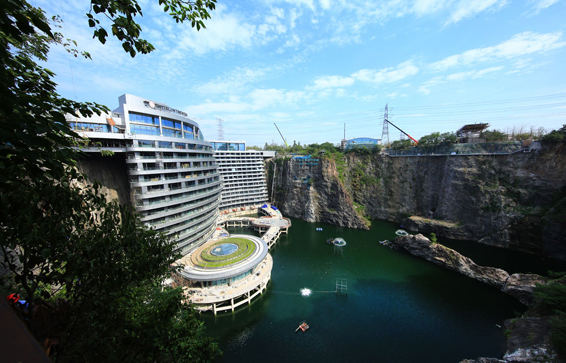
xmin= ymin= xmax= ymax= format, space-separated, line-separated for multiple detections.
xmin=270 ymin=157 xmax=368 ymax=229
xmin=271 ymin=144 xmax=566 ymax=259
xmin=393 ymin=234 xmax=547 ymax=305
xmin=461 ymin=317 xmax=557 ymax=363
xmin=78 ymin=154 xmax=131 ymax=205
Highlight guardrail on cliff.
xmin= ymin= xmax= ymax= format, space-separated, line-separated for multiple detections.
xmin=384 ymin=141 xmax=525 ymax=157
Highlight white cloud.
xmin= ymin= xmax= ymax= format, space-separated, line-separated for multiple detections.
xmin=445 ymin=0 xmax=507 ymax=24
xmin=412 ymin=0 xmax=453 ymax=16
xmin=186 ymin=87 xmax=308 ymax=117
xmin=419 ymin=66 xmax=502 ymax=93
xmin=319 ymin=0 xmax=331 ymax=10
xmin=352 ymin=61 xmax=419 ymax=85
xmin=163 ymin=5 xmax=292 ymax=58
xmin=429 ymin=31 xmax=566 ymax=71
xmin=531 ymin=0 xmax=560 ymax=12
xmin=193 ymin=67 xmax=270 ymax=95
xmin=185 ymin=101 xmax=249 ymax=116
xmin=171 ymin=11 xmax=256 ymax=57
xmin=445 ymin=66 xmax=502 ymax=81
xmin=309 ymin=75 xmax=355 ymax=90
xmin=272 ymin=7 xmax=285 ymax=18
xmin=263 ymin=0 xmax=316 ymax=11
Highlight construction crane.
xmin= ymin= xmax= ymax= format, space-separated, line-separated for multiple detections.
xmin=274 ymin=123 xmax=289 ymax=148
xmin=386 ymin=119 xmax=419 ymax=145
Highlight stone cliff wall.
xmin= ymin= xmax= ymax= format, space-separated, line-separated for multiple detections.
xmin=271 ymin=144 xmax=566 ymax=259
xmin=77 ymin=153 xmax=131 ymax=205
xmin=269 ymin=157 xmax=368 ymax=229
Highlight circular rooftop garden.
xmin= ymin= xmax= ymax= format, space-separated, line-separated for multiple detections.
xmin=197 ymin=237 xmax=257 ymax=268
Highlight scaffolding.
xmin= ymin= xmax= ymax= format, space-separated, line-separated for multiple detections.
xmin=336 ymin=278 xmax=347 ymax=294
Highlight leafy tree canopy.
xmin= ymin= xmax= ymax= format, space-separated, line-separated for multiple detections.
xmin=0 ymin=0 xmax=220 ymax=361
xmin=87 ymin=0 xmax=216 ymax=57
xmin=418 ymin=132 xmax=457 ymax=147
xmin=542 ymin=125 xmax=566 ymax=144
xmin=482 ymin=129 xmax=507 ymax=142
xmin=390 ymin=139 xmax=413 ymax=151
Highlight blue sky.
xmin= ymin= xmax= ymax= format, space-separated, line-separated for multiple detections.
xmin=32 ymin=0 xmax=566 ymax=146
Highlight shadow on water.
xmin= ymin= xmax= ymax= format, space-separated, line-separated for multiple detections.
xmin=202 ymin=218 xmax=535 ymax=363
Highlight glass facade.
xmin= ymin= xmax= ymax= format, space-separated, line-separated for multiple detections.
xmin=131 ymin=124 xmax=160 ymax=136
xmin=70 ymin=122 xmax=120 ymax=133
xmin=162 ymin=128 xmax=182 ymax=138
xmin=162 ymin=118 xmax=181 ymax=129
xmin=211 ymin=142 xmax=246 ymax=151
xmin=344 ymin=137 xmax=380 ymax=150
xmin=69 ymin=94 xmax=220 ymax=256
xmin=130 ymin=112 xmax=159 ymax=125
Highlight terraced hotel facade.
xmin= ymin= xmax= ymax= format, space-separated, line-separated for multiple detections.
xmin=209 ymin=140 xmax=275 ymax=211
xmin=66 ymin=94 xmax=222 ymax=254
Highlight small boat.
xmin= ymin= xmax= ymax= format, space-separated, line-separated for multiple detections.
xmin=295 ymin=320 xmax=309 ymax=333
xmin=327 ymin=237 xmax=346 ymax=246
xmin=395 ymin=229 xmax=409 ymax=236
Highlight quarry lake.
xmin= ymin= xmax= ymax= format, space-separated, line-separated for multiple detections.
xmin=203 ymin=218 xmax=562 ymax=363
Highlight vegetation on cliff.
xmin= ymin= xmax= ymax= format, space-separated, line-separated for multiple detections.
xmin=532 ymin=276 xmax=566 ymax=358
xmin=0 ymin=0 xmax=220 ymax=361
xmin=542 ymin=125 xmax=566 ymax=144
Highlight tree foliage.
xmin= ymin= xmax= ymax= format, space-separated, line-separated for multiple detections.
xmin=0 ymin=0 xmax=219 ymax=361
xmin=533 ymin=279 xmax=566 ymax=358
xmin=87 ymin=0 xmax=216 ymax=57
xmin=390 ymin=139 xmax=413 ymax=150
xmin=418 ymin=132 xmax=457 ymax=147
xmin=542 ymin=125 xmax=566 ymax=144
xmin=482 ymin=129 xmax=507 ymax=142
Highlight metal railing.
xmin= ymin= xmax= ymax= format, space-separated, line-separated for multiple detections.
xmin=385 ymin=142 xmax=524 ymax=157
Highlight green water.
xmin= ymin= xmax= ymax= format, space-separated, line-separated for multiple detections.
xmin=202 ymin=219 xmax=534 ymax=363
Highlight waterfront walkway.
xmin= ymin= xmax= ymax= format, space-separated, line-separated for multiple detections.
xmin=174 ymin=204 xmax=291 ymax=314
xmin=217 ymin=204 xmax=291 ymax=249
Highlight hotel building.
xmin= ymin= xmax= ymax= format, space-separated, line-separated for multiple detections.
xmin=66 ymin=94 xmax=222 ymax=254
xmin=209 ymin=140 xmax=275 ymax=211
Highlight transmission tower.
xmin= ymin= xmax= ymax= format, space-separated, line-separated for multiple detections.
xmin=381 ymin=103 xmax=390 ymax=145
xmin=216 ymin=118 xmax=224 ymax=140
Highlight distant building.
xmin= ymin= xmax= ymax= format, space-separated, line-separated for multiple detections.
xmin=456 ymin=123 xmax=489 ymax=143
xmin=209 ymin=140 xmax=275 ymax=211
xmin=341 ymin=137 xmax=381 ymax=150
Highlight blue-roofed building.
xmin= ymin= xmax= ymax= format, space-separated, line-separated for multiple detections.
xmin=341 ymin=137 xmax=381 ymax=150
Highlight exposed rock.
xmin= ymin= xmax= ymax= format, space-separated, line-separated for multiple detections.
xmin=271 ymin=144 xmax=566 ymax=260
xmin=271 ymin=158 xmax=368 ymax=229
xmin=402 ymin=215 xmax=468 ymax=240
xmin=504 ymin=274 xmax=548 ymax=306
xmin=393 ymin=234 xmax=547 ymax=304
xmin=460 ymin=316 xmax=558 ymax=363
xmin=78 ymin=153 xmax=131 ymax=205
xmin=503 ymin=317 xmax=556 ymax=363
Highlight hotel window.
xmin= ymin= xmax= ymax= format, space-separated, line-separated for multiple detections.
xmin=138 ymin=140 xmax=155 ymax=148
xmin=69 ymin=122 xmax=110 ymax=133
xmin=129 ymin=112 xmax=159 ymax=125
xmin=131 ymin=124 xmax=160 ymax=136
xmin=159 ymin=141 xmax=173 ymax=148
xmin=162 ymin=118 xmax=181 ymax=129
xmin=163 ymin=128 xmax=182 ymax=138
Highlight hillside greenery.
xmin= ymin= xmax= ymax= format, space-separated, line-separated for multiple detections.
xmin=0 ymin=0 xmax=220 ymax=361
